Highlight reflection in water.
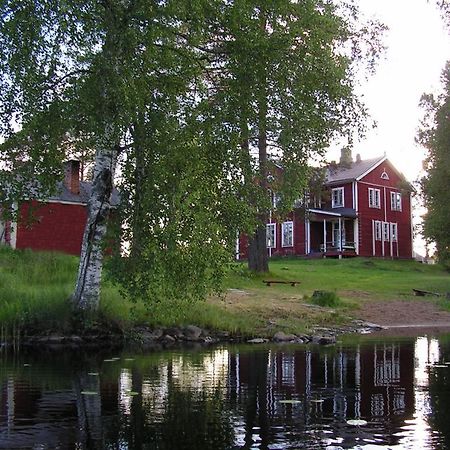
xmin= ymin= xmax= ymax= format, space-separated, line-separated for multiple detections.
xmin=1 ymin=336 xmax=450 ymax=449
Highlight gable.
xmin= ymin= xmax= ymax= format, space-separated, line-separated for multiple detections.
xmin=358 ymin=158 xmax=407 ymax=188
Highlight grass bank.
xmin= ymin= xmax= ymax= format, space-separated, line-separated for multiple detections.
xmin=0 ymin=246 xmax=449 ymax=339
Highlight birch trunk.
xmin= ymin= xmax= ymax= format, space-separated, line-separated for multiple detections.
xmin=72 ymin=145 xmax=116 ymax=312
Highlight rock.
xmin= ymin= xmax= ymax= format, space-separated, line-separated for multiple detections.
xmin=68 ymin=335 xmax=83 ymax=344
xmin=312 ymin=335 xmax=336 ymax=345
xmin=273 ymin=331 xmax=297 ymax=342
xmin=183 ymin=325 xmax=202 ymax=341
xmin=160 ymin=334 xmax=176 ymax=344
xmin=164 ymin=327 xmax=184 ymax=338
xmin=247 ymin=338 xmax=269 ymax=344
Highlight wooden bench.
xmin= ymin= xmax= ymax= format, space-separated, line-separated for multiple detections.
xmin=263 ymin=280 xmax=300 ymax=287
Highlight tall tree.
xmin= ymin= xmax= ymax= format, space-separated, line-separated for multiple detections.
xmin=0 ymin=0 xmax=249 ymax=313
xmin=417 ymin=62 xmax=450 ymax=269
xmin=196 ymin=0 xmax=386 ymax=272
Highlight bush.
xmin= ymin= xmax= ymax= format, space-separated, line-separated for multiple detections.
xmin=310 ymin=290 xmax=341 ymax=307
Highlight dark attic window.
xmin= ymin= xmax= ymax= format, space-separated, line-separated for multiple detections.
xmin=380 ymin=169 xmax=389 ymax=180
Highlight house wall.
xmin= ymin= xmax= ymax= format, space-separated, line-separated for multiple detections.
xmin=238 ymin=211 xmax=307 ymax=259
xmin=322 ymin=182 xmax=353 ymax=210
xmin=16 ymin=200 xmax=87 ymax=256
xmin=357 ymin=160 xmax=412 ymax=258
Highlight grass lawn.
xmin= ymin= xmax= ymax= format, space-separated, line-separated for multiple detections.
xmin=1 ymin=246 xmax=449 ymax=338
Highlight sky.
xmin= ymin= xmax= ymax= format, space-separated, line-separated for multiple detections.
xmin=328 ymin=0 xmax=449 ymax=182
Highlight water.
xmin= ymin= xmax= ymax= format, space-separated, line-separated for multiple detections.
xmin=1 ymin=334 xmax=450 ymax=449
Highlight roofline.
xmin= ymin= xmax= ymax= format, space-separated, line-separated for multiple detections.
xmin=308 ymin=208 xmax=342 ymax=217
xmin=356 ymin=156 xmax=387 ymax=181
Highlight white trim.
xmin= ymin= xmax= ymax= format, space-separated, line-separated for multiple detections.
xmin=47 ymin=199 xmax=88 ymax=206
xmin=10 ymin=221 xmax=17 ymax=249
xmin=306 ymin=219 xmax=310 ymax=254
xmin=356 ymin=156 xmax=387 ymax=181
xmin=308 ymin=208 xmax=342 ymax=217
xmin=331 ymin=187 xmax=344 ymax=208
xmin=368 ymin=187 xmax=381 ymax=208
xmin=390 ymin=191 xmax=402 ymax=211
xmin=9 ymin=202 xmax=18 ymax=249
xmin=352 ymin=182 xmax=356 ymax=209
xmin=235 ymin=231 xmax=240 ymax=260
xmin=266 ymin=223 xmax=276 ymax=249
xmin=355 ymin=181 xmax=359 ymax=213
xmin=354 ymin=218 xmax=359 ymax=255
xmin=372 ymin=220 xmax=375 ymax=256
xmin=281 ymin=221 xmax=294 ymax=247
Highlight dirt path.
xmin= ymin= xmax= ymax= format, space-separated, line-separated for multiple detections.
xmin=356 ymin=299 xmax=450 ymax=335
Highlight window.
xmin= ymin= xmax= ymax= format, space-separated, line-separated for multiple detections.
xmin=271 ymin=192 xmax=281 ymax=209
xmin=369 ymin=188 xmax=381 ymax=208
xmin=383 ymin=222 xmax=390 ymax=241
xmin=266 ymin=223 xmax=276 ymax=248
xmin=281 ymin=221 xmax=294 ymax=247
xmin=374 ymin=221 xmax=382 ymax=241
xmin=331 ymin=187 xmax=344 ymax=208
xmin=390 ymin=223 xmax=398 ymax=242
xmin=391 ymin=192 xmax=402 ymax=211
xmin=381 ymin=170 xmax=389 ymax=180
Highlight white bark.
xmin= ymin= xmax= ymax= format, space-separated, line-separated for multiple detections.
xmin=72 ymin=144 xmax=117 ymax=312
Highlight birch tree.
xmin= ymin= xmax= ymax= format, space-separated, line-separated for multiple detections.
xmin=0 ymin=0 xmax=248 ymax=313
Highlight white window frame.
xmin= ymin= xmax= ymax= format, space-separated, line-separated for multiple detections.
xmin=390 ymin=223 xmax=398 ymax=242
xmin=272 ymin=192 xmax=281 ymax=209
xmin=390 ymin=192 xmax=402 ymax=211
xmin=281 ymin=221 xmax=294 ymax=247
xmin=383 ymin=222 xmax=390 ymax=241
xmin=368 ymin=188 xmax=381 ymax=208
xmin=374 ymin=221 xmax=382 ymax=241
xmin=266 ymin=223 xmax=276 ymax=248
xmin=331 ymin=187 xmax=344 ymax=208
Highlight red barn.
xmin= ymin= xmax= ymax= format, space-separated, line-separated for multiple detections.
xmin=238 ymin=150 xmax=413 ymax=259
xmin=0 ymin=160 xmax=119 ymax=256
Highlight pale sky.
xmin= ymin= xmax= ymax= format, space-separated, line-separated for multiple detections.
xmin=328 ymin=0 xmax=449 ymax=182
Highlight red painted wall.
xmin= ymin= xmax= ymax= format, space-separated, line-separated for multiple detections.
xmin=357 ymin=160 xmax=412 ymax=258
xmin=16 ymin=200 xmax=87 ymax=256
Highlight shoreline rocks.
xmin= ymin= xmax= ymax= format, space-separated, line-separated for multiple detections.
xmin=3 ymin=319 xmax=385 ymax=350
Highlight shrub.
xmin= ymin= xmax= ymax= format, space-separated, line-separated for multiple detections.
xmin=310 ymin=290 xmax=341 ymax=307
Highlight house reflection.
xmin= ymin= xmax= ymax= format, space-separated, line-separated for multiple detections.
xmin=1 ymin=338 xmax=449 ymax=449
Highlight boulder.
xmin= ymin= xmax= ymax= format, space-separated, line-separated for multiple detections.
xmin=273 ymin=331 xmax=297 ymax=342
xmin=247 ymin=338 xmax=269 ymax=344
xmin=312 ymin=335 xmax=336 ymax=345
xmin=183 ymin=325 xmax=202 ymax=341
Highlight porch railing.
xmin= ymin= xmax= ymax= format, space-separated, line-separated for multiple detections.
xmin=320 ymin=242 xmax=356 ymax=253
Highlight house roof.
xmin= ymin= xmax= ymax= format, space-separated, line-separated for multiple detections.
xmin=325 ymin=156 xmax=386 ymax=185
xmin=48 ymin=180 xmax=120 ymax=206
xmin=309 ymin=207 xmax=357 ymax=219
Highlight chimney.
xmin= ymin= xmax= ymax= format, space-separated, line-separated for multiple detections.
xmin=356 ymin=153 xmax=361 ymax=163
xmin=339 ymin=147 xmax=353 ymax=168
xmin=63 ymin=160 xmax=80 ymax=195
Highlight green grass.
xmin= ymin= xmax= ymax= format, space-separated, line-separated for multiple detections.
xmin=1 ymin=247 xmax=449 ymax=339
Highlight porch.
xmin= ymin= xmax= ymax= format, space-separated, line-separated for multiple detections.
xmin=307 ymin=209 xmax=358 ymax=259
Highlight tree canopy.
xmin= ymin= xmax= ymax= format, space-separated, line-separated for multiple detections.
xmin=418 ymin=62 xmax=450 ymax=269
xmin=0 ymin=0 xmax=386 ymax=311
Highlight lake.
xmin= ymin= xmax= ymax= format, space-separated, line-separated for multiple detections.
xmin=1 ymin=334 xmax=450 ymax=449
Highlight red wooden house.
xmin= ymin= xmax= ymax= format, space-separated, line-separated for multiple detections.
xmin=0 ymin=160 xmax=119 ymax=256
xmin=238 ymin=150 xmax=413 ymax=259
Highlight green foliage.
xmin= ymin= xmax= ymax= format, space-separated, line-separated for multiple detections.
xmin=310 ymin=290 xmax=342 ymax=307
xmin=0 ymin=0 xmax=387 ymax=307
xmin=418 ymin=62 xmax=450 ymax=269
